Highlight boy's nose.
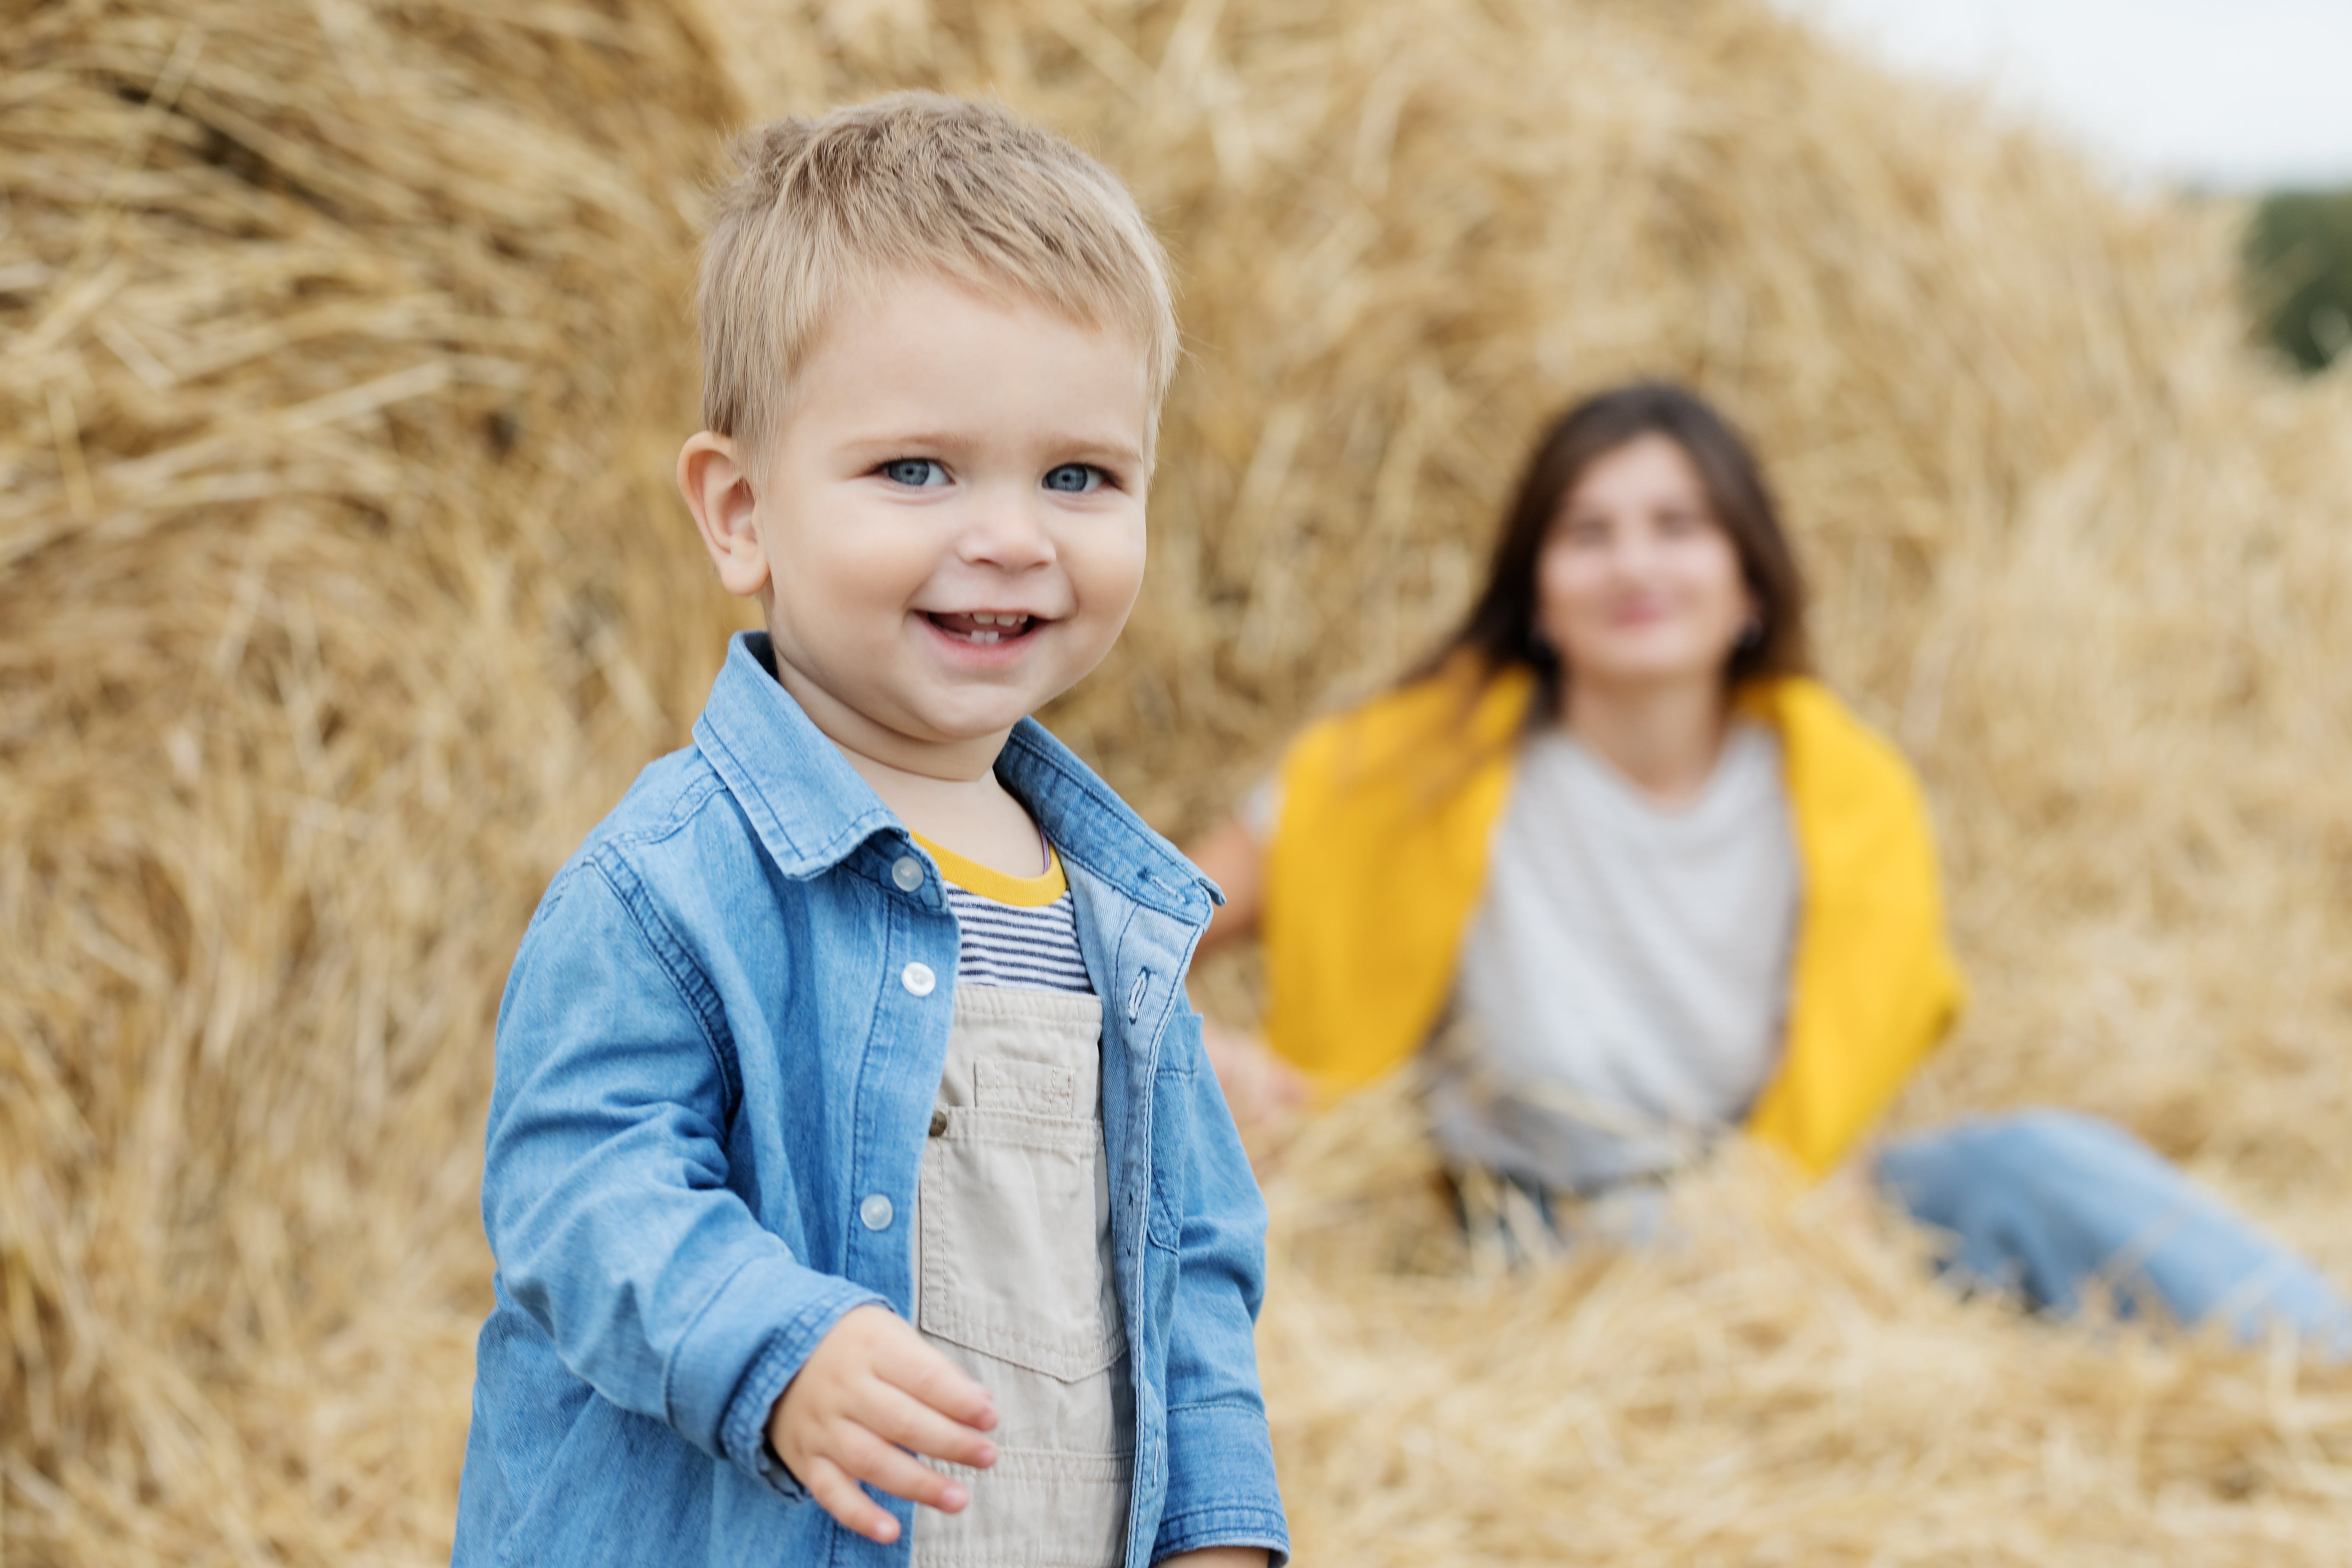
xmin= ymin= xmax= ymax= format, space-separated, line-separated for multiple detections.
xmin=957 ymin=490 xmax=1058 ymax=570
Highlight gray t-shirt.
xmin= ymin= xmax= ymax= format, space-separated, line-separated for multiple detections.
xmin=1424 ymin=721 xmax=1800 ymax=1194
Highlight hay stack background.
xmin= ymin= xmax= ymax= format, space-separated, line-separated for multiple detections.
xmin=4 ymin=0 xmax=2350 ymax=1562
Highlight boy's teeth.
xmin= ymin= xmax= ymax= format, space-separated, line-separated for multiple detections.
xmin=934 ymin=611 xmax=1032 ymax=640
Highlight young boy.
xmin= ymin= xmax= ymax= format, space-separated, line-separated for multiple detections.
xmin=450 ymin=95 xmax=1285 ymax=1568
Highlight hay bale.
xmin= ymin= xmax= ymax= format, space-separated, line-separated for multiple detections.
xmin=6 ymin=0 xmax=2351 ymax=1562
xmin=0 ymin=3 xmax=734 ymax=1558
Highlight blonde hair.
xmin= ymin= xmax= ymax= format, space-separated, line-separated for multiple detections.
xmin=698 ymin=93 xmax=1178 ymax=476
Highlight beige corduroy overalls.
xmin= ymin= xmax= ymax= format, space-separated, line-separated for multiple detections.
xmin=906 ymin=981 xmax=1133 ymax=1568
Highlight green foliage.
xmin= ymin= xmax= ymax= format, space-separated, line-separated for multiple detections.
xmin=2246 ymin=188 xmax=2352 ymax=373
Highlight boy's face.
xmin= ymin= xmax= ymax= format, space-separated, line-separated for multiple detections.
xmin=689 ymin=271 xmax=1152 ymax=778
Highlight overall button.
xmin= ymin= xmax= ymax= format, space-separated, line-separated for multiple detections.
xmin=929 ymin=1108 xmax=949 ymax=1137
xmin=900 ymin=961 xmax=936 ymax=997
xmin=860 ymin=1193 xmax=894 ymax=1231
xmin=891 ymin=855 xmax=924 ymax=892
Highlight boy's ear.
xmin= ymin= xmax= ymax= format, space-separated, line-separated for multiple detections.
xmin=678 ymin=432 xmax=769 ymax=599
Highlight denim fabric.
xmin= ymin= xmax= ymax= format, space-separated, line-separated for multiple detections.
xmin=453 ymin=632 xmax=1288 ymax=1568
xmin=1878 ymin=1109 xmax=2352 ymax=1356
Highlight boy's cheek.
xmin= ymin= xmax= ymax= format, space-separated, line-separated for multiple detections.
xmin=1083 ymin=516 xmax=1150 ymax=617
xmin=1074 ymin=558 xmax=1147 ymax=662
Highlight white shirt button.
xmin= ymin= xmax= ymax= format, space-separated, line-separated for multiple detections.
xmin=860 ymin=1193 xmax=894 ymax=1231
xmin=900 ymin=961 xmax=936 ymax=997
xmin=891 ymin=855 xmax=924 ymax=892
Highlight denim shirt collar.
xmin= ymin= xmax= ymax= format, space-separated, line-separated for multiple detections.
xmin=691 ymin=632 xmax=1220 ymax=922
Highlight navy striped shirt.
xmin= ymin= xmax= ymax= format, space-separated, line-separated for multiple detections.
xmin=913 ymin=832 xmax=1095 ymax=995
xmin=941 ymin=884 xmax=1093 ymax=993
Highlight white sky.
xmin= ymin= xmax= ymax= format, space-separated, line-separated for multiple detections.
xmin=1774 ymin=0 xmax=2352 ymax=190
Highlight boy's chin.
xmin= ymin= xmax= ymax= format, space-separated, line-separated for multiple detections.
xmin=897 ymin=690 xmax=1050 ymax=746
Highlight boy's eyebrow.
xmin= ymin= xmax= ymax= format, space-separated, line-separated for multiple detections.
xmin=842 ymin=429 xmax=1147 ymax=468
xmin=839 ymin=429 xmax=972 ymax=454
xmin=1055 ymin=435 xmax=1148 ymax=469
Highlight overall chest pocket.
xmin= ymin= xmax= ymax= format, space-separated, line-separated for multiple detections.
xmin=919 ymin=1109 xmax=1124 ymax=1382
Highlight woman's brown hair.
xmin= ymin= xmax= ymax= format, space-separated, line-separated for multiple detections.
xmin=1428 ymin=381 xmax=1809 ymax=706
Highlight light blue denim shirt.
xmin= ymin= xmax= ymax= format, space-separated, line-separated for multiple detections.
xmin=453 ymin=633 xmax=1288 ymax=1568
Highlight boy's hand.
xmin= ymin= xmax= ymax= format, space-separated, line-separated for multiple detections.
xmin=769 ymin=1305 xmax=999 ymax=1543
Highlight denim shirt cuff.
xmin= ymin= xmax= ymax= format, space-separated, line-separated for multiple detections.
xmin=716 ymin=1278 xmax=889 ymax=1495
xmin=1150 ymin=1507 xmax=1292 ymax=1567
xmin=1154 ymin=1399 xmax=1289 ymax=1565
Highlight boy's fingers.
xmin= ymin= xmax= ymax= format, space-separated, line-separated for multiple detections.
xmin=797 ymin=1452 xmax=903 ymax=1544
xmin=876 ymin=1336 xmax=997 ymax=1429
xmin=861 ymin=1381 xmax=1001 ymax=1469
xmin=837 ymin=1428 xmax=973 ymax=1515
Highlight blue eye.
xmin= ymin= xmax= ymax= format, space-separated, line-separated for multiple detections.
xmin=1043 ymin=463 xmax=1102 ymax=494
xmin=881 ymin=458 xmax=947 ymax=488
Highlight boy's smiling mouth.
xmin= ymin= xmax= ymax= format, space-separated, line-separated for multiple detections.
xmin=923 ymin=610 xmax=1042 ymax=647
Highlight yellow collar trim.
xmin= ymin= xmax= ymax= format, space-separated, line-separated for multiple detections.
xmin=911 ymin=831 xmax=1068 ymax=907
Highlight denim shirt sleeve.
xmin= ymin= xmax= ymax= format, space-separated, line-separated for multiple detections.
xmin=482 ymin=855 xmax=883 ymax=1496
xmin=1154 ymin=1011 xmax=1291 ymax=1566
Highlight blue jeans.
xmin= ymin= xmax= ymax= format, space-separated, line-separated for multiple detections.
xmin=1877 ymin=1109 xmax=2352 ymax=1355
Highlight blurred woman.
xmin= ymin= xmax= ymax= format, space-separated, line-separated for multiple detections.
xmin=1192 ymin=382 xmax=2349 ymax=1347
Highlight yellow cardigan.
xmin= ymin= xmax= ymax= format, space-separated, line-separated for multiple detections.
xmin=1258 ymin=662 xmax=1965 ymax=1178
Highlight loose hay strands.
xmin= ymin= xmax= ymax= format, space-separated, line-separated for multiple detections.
xmin=5 ymin=0 xmax=2352 ymax=1562
xmin=1261 ymin=1083 xmax=2352 ymax=1565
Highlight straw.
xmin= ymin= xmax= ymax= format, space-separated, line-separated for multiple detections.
xmin=6 ymin=0 xmax=2351 ymax=1561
